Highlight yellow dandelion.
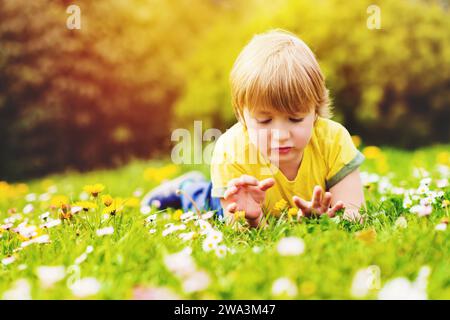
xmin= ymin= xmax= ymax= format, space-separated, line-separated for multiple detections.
xmin=143 ymin=164 xmax=179 ymax=183
xmin=287 ymin=207 xmax=299 ymax=217
xmin=101 ymin=194 xmax=114 ymax=207
xmin=355 ymin=228 xmax=377 ymax=244
xmin=102 ymin=198 xmax=125 ymax=216
xmin=351 ymin=135 xmax=362 ymax=148
xmin=234 ymin=210 xmax=246 ymax=220
xmin=124 ymin=197 xmax=140 ymax=208
xmin=362 ymin=146 xmax=382 ymax=160
xmin=83 ymin=184 xmax=105 ymax=197
xmin=272 ymin=199 xmax=288 ymax=216
xmin=50 ymin=195 xmax=69 ymax=208
xmin=172 ymin=209 xmax=183 ymax=220
xmin=442 ymin=200 xmax=449 ymax=208
xmin=436 ymin=152 xmax=449 ymax=166
xmin=59 ymin=203 xmax=72 ymax=220
xmin=74 ymin=201 xmax=98 ymax=212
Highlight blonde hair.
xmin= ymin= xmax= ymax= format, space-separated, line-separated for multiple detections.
xmin=230 ymin=29 xmax=331 ymax=122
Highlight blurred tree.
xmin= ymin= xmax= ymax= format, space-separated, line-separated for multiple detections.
xmin=0 ymin=0 xmax=233 ymax=180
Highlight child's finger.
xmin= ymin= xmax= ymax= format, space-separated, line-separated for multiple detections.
xmin=327 ymin=201 xmax=345 ymax=217
xmin=258 ymin=178 xmax=275 ymax=191
xmin=224 ymin=185 xmax=239 ymax=200
xmin=311 ymin=185 xmax=323 ymax=209
xmin=226 ymin=202 xmax=238 ymax=214
xmin=293 ymin=196 xmax=310 ymax=213
xmin=227 ymin=178 xmax=240 ymax=188
xmin=235 ymin=175 xmax=259 ymax=187
xmin=321 ymin=192 xmax=332 ymax=211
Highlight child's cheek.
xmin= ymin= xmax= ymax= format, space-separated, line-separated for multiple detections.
xmin=293 ymin=127 xmax=313 ymax=149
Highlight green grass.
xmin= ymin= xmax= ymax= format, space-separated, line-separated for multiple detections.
xmin=0 ymin=144 xmax=449 ymax=299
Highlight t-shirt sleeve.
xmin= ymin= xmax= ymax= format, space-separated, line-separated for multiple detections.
xmin=325 ymin=124 xmax=365 ymax=190
xmin=210 ymin=137 xmax=245 ymax=198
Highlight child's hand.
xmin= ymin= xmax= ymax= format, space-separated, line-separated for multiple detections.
xmin=292 ymin=185 xmax=345 ymax=218
xmin=224 ymin=175 xmax=275 ymax=224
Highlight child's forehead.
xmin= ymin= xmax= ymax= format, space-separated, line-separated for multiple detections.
xmin=250 ymin=107 xmax=310 ymax=116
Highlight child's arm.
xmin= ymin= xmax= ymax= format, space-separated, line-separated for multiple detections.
xmin=219 ymin=175 xmax=275 ymax=228
xmin=293 ymin=169 xmax=365 ymax=223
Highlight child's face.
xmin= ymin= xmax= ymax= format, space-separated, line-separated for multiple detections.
xmin=242 ymin=107 xmax=316 ymax=166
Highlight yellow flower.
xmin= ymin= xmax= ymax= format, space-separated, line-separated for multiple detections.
xmin=442 ymin=200 xmax=449 ymax=208
xmin=59 ymin=203 xmax=72 ymax=220
xmin=102 ymin=194 xmax=114 ymax=207
xmin=74 ymin=201 xmax=98 ymax=211
xmin=287 ymin=207 xmax=299 ymax=217
xmin=83 ymin=184 xmax=105 ymax=197
xmin=234 ymin=210 xmax=246 ymax=220
xmin=172 ymin=209 xmax=183 ymax=220
xmin=124 ymin=197 xmax=140 ymax=208
xmin=436 ymin=152 xmax=449 ymax=166
xmin=351 ymin=135 xmax=362 ymax=148
xmin=50 ymin=195 xmax=69 ymax=208
xmin=102 ymin=198 xmax=125 ymax=216
xmin=355 ymin=228 xmax=377 ymax=244
xmin=273 ymin=199 xmax=288 ymax=216
xmin=363 ymin=146 xmax=382 ymax=160
xmin=143 ymin=164 xmax=179 ymax=183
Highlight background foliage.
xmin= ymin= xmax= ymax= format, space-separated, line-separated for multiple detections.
xmin=0 ymin=0 xmax=448 ymax=180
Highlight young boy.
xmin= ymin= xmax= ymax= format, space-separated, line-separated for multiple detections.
xmin=142 ymin=29 xmax=365 ymax=226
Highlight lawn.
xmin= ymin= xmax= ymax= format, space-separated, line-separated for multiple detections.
xmin=0 ymin=144 xmax=449 ymax=299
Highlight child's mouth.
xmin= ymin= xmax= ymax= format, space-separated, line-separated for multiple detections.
xmin=274 ymin=147 xmax=293 ymax=155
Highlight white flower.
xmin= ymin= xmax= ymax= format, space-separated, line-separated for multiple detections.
xmin=402 ymin=196 xmax=412 ymax=209
xmin=2 ymin=256 xmax=16 ymax=266
xmin=420 ymin=177 xmax=432 ymax=186
xmin=436 ymin=179 xmax=448 ymax=188
xmin=394 ymin=217 xmax=408 ymax=229
xmin=201 ymin=211 xmax=215 ymax=220
xmin=162 ymin=224 xmax=186 ymax=237
xmin=71 ymin=206 xmax=82 ymax=215
xmin=149 ymin=228 xmax=157 ymax=234
xmin=179 ymin=232 xmax=196 ymax=241
xmin=25 ymin=193 xmax=37 ymax=202
xmin=416 ymin=185 xmax=429 ymax=195
xmin=164 ymin=248 xmax=196 ymax=278
xmin=39 ymin=193 xmax=51 ymax=202
xmin=252 ymin=246 xmax=262 ymax=254
xmin=276 ymin=237 xmax=305 ymax=256
xmin=69 ymin=277 xmax=101 ymax=297
xmin=2 ymin=279 xmax=32 ymax=300
xmin=197 ymin=220 xmax=212 ymax=234
xmin=144 ymin=214 xmax=157 ymax=224
xmin=40 ymin=219 xmax=61 ymax=229
xmin=36 ymin=266 xmax=66 ymax=288
xmin=18 ymin=264 xmax=27 ymax=271
xmin=182 ymin=271 xmax=210 ymax=293
xmin=39 ymin=212 xmax=50 ymax=221
xmin=21 ymin=234 xmax=51 ymax=247
xmin=378 ymin=266 xmax=430 ymax=300
xmin=96 ymin=226 xmax=114 ymax=236
xmin=23 ymin=204 xmax=34 ymax=214
xmin=75 ymin=253 xmax=88 ymax=265
xmin=86 ymin=246 xmax=94 ymax=254
xmin=205 ymin=229 xmax=223 ymax=244
xmin=351 ymin=266 xmax=381 ymax=298
xmin=410 ymin=205 xmax=432 ymax=217
xmin=435 ymin=223 xmax=447 ymax=231
xmin=140 ymin=206 xmax=151 ymax=215
xmin=180 ymin=211 xmax=195 ymax=220
xmin=79 ymin=191 xmax=89 ymax=200
xmin=271 ymin=277 xmax=298 ymax=297
xmin=202 ymin=237 xmax=218 ymax=252
xmin=215 ymin=245 xmax=228 ymax=258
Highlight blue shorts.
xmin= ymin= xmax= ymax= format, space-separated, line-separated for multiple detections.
xmin=179 ymin=180 xmax=224 ymax=219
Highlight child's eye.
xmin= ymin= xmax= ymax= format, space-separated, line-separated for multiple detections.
xmin=257 ymin=119 xmax=272 ymax=124
xmin=289 ymin=118 xmax=304 ymax=123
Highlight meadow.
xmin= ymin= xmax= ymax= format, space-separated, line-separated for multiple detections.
xmin=0 ymin=144 xmax=449 ymax=299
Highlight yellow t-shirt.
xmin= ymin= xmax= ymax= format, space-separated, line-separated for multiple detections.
xmin=210 ymin=117 xmax=364 ymax=214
